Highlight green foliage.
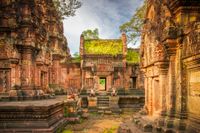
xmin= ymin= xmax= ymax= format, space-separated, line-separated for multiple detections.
xmin=63 ymin=106 xmax=69 ymax=117
xmin=103 ymin=125 xmax=118 ymax=133
xmin=126 ymin=50 xmax=139 ymax=63
xmin=53 ymin=0 xmax=82 ymax=19
xmin=120 ymin=0 xmax=147 ymax=44
xmin=62 ymin=130 xmax=73 ymax=133
xmin=72 ymin=52 xmax=81 ymax=63
xmin=126 ymin=49 xmax=140 ymax=63
xmin=84 ymin=39 xmax=123 ymax=56
xmin=82 ymin=28 xmax=99 ymax=39
xmin=100 ymin=79 xmax=106 ymax=85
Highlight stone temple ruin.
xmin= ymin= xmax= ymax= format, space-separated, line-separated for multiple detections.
xmin=78 ymin=35 xmax=144 ymax=112
xmin=126 ymin=0 xmax=200 ymax=133
xmin=0 ymin=0 xmax=200 ymax=133
xmin=0 ymin=0 xmax=144 ymax=132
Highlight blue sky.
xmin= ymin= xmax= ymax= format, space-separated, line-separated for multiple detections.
xmin=63 ymin=0 xmax=143 ymax=55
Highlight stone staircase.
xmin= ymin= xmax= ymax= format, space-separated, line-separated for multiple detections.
xmin=97 ymin=96 xmax=109 ymax=108
xmin=97 ymin=91 xmax=110 ymax=113
xmin=0 ymin=93 xmax=9 ymax=101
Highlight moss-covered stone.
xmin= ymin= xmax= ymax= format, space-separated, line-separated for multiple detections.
xmin=84 ymin=39 xmax=123 ymax=56
xmin=126 ymin=49 xmax=140 ymax=63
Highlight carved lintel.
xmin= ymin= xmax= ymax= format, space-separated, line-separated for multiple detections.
xmin=183 ymin=54 xmax=200 ymax=70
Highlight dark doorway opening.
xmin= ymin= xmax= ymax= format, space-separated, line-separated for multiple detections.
xmin=131 ymin=77 xmax=137 ymax=88
xmin=41 ymin=71 xmax=45 ymax=88
xmin=99 ymin=77 xmax=106 ymax=91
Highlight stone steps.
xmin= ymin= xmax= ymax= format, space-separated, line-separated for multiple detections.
xmin=97 ymin=96 xmax=109 ymax=108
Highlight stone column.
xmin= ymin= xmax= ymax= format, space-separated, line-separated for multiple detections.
xmin=149 ymin=77 xmax=153 ymax=115
xmin=122 ymin=33 xmax=127 ymax=89
xmin=52 ymin=54 xmax=61 ymax=86
xmin=144 ymin=76 xmax=148 ymax=109
xmin=80 ymin=34 xmax=85 ymax=89
xmin=168 ymin=55 xmax=176 ymax=117
xmin=21 ymin=47 xmax=32 ymax=87
xmin=20 ymin=46 xmax=35 ymax=97
xmin=156 ymin=62 xmax=169 ymax=116
xmin=164 ymin=39 xmax=177 ymax=117
xmin=176 ymin=44 xmax=187 ymax=119
xmin=81 ymin=69 xmax=85 ymax=89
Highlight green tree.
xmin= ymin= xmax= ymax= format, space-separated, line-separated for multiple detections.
xmin=53 ymin=0 xmax=82 ymax=19
xmin=120 ymin=0 xmax=147 ymax=44
xmin=72 ymin=52 xmax=81 ymax=62
xmin=82 ymin=28 xmax=99 ymax=39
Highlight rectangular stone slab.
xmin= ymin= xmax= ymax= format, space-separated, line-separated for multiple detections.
xmin=0 ymin=96 xmax=66 ymax=133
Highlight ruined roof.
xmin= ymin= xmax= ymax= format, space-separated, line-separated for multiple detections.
xmin=126 ymin=48 xmax=140 ymax=64
xmin=84 ymin=39 xmax=123 ymax=56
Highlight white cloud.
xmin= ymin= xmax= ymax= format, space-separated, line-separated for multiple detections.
xmin=63 ymin=0 xmax=143 ymax=55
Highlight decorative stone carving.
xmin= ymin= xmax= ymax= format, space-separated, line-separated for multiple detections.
xmin=154 ymin=43 xmax=168 ymax=61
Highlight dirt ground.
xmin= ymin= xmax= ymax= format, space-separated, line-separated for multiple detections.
xmin=62 ymin=112 xmax=134 ymax=133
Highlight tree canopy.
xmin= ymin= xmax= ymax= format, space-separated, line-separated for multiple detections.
xmin=72 ymin=52 xmax=81 ymax=63
xmin=53 ymin=0 xmax=82 ymax=19
xmin=119 ymin=0 xmax=147 ymax=44
xmin=82 ymin=28 xmax=99 ymax=40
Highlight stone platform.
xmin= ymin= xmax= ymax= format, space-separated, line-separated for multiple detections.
xmin=80 ymin=89 xmax=144 ymax=114
xmin=0 ymin=96 xmax=67 ymax=133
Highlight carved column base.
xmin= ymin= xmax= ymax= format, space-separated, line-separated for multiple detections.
xmin=8 ymin=86 xmax=48 ymax=101
xmin=167 ymin=108 xmax=176 ymax=118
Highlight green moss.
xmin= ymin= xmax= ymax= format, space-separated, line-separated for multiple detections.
xmin=84 ymin=39 xmax=123 ymax=56
xmin=126 ymin=49 xmax=140 ymax=63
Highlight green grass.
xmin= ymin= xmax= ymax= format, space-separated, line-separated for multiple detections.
xmin=62 ymin=129 xmax=73 ymax=133
xmin=84 ymin=39 xmax=123 ymax=56
xmin=90 ymin=112 xmax=99 ymax=117
xmin=103 ymin=125 xmax=119 ymax=133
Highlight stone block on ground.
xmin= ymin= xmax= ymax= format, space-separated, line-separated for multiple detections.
xmin=82 ymin=112 xmax=89 ymax=119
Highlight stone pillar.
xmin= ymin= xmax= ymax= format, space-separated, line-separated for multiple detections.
xmin=148 ymin=77 xmax=153 ymax=115
xmin=80 ymin=34 xmax=84 ymax=89
xmin=164 ymin=39 xmax=177 ymax=117
xmin=52 ymin=54 xmax=62 ymax=86
xmin=18 ymin=46 xmax=38 ymax=98
xmin=81 ymin=70 xmax=85 ymax=89
xmin=168 ymin=55 xmax=176 ymax=117
xmin=144 ymin=76 xmax=148 ymax=109
xmin=121 ymin=33 xmax=127 ymax=89
xmin=80 ymin=34 xmax=84 ymax=57
xmin=21 ymin=47 xmax=32 ymax=87
xmin=175 ymin=44 xmax=187 ymax=119
xmin=156 ymin=62 xmax=169 ymax=116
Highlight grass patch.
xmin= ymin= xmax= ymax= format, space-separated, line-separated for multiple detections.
xmin=103 ymin=125 xmax=119 ymax=133
xmin=62 ymin=129 xmax=73 ymax=133
xmin=90 ymin=112 xmax=100 ymax=117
